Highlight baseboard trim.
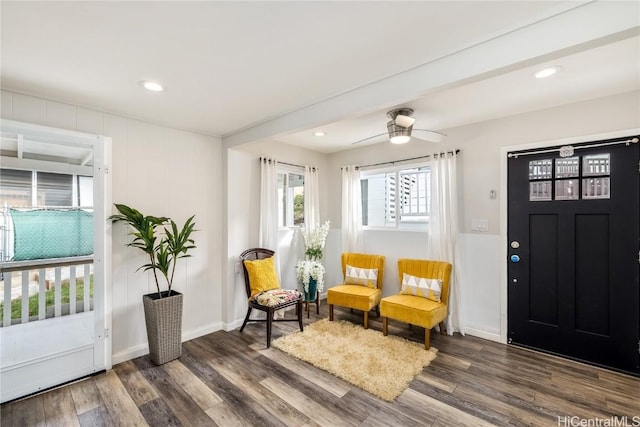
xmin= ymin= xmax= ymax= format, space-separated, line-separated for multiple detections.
xmin=463 ymin=327 xmax=503 ymax=343
xmin=111 ymin=321 xmax=223 ymax=365
xmin=183 ymin=322 xmax=222 ymax=342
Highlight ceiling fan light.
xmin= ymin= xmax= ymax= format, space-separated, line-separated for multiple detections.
xmin=395 ymin=114 xmax=416 ymax=128
xmin=390 ymin=135 xmax=411 ymax=144
xmin=387 ymin=121 xmax=412 ymax=144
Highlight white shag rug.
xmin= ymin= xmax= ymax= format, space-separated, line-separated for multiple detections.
xmin=272 ymin=318 xmax=437 ymax=401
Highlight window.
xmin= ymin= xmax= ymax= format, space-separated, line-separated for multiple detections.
xmin=361 ymin=164 xmax=430 ymax=229
xmin=1 ymin=169 xmax=95 ymax=261
xmin=0 ymin=169 xmax=93 ymax=208
xmin=527 ymin=153 xmax=610 ymax=201
xmin=277 ymin=168 xmax=304 ymax=227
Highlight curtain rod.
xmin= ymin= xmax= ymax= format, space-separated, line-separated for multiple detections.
xmin=346 ymin=149 xmax=460 ymax=170
xmin=259 ymin=157 xmax=316 ymax=171
xmin=507 ymin=137 xmax=638 ymax=158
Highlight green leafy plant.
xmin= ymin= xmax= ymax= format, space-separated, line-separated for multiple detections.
xmin=109 ymin=204 xmax=196 ymax=297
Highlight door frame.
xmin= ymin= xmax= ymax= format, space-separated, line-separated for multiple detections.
xmin=498 ymin=127 xmax=640 ymax=344
xmin=0 ymin=119 xmax=112 ymax=401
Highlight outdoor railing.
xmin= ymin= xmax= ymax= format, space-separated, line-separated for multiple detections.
xmin=0 ymin=256 xmax=94 ymax=327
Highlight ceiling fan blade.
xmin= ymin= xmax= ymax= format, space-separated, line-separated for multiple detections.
xmin=413 ymin=129 xmax=447 ymax=143
xmin=395 ymin=114 xmax=416 ymax=128
xmin=352 ymin=132 xmax=388 ymax=145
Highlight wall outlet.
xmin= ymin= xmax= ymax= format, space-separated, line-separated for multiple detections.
xmin=471 ymin=219 xmax=489 ymax=232
xmin=234 ymin=262 xmax=242 ymax=274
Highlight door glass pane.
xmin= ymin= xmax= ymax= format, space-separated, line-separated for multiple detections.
xmin=530 ymin=181 xmax=552 ymax=201
xmin=582 ymin=178 xmax=610 ymax=199
xmin=555 ymin=157 xmax=579 ymax=178
xmin=529 ymin=159 xmax=552 ymax=180
xmin=583 ymin=153 xmax=610 ymax=176
xmin=555 ymin=179 xmax=579 ymax=200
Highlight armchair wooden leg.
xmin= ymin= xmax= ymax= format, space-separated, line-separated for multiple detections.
xmin=364 ymin=311 xmax=369 ymax=329
xmin=425 ymin=328 xmax=431 ymax=350
xmin=297 ymin=301 xmax=304 ymax=332
xmin=439 ymin=321 xmax=446 ymax=335
xmin=329 ymin=304 xmax=334 ymax=321
xmin=267 ymin=310 xmax=274 ymax=348
xmin=383 ymin=317 xmax=388 ymax=336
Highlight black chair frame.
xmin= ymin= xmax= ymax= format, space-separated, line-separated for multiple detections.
xmin=239 ymin=248 xmax=304 ymax=347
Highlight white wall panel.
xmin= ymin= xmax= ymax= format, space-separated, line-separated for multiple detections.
xmin=77 ymin=107 xmax=104 ymax=134
xmin=12 ymin=93 xmax=46 ymax=125
xmin=459 ymin=233 xmax=501 ymax=340
xmin=1 ymin=90 xmax=13 ymax=118
xmin=45 ymin=100 xmax=77 ymax=130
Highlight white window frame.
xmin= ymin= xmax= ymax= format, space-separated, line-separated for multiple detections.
xmin=277 ymin=164 xmax=305 ymax=229
xmin=360 ymin=162 xmax=430 ymax=231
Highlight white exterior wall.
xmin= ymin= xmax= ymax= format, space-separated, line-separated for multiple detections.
xmin=0 ymin=90 xmax=223 ymax=363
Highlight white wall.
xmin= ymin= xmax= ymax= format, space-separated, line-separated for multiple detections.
xmin=326 ymin=90 xmax=640 ymax=341
xmin=0 ymin=90 xmax=223 ymax=363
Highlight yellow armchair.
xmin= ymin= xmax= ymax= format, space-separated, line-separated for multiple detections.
xmin=327 ymin=253 xmax=385 ymax=329
xmin=380 ymin=258 xmax=452 ymax=349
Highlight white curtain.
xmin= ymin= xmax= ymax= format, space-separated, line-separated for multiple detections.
xmin=260 ymin=157 xmax=280 ymax=266
xmin=260 ymin=158 xmax=283 ymax=318
xmin=304 ymin=165 xmax=320 ymax=235
xmin=341 ymin=165 xmax=363 ymax=253
xmin=427 ymin=152 xmax=464 ymax=336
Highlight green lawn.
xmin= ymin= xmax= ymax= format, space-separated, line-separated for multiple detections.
xmin=0 ymin=275 xmax=94 ymax=322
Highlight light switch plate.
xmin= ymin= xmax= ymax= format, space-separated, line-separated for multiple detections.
xmin=471 ymin=219 xmax=489 ymax=231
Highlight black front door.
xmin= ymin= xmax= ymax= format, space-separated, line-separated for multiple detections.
xmin=507 ymin=136 xmax=639 ymax=375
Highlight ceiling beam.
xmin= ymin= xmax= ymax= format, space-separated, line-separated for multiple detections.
xmin=222 ymin=1 xmax=639 ymax=149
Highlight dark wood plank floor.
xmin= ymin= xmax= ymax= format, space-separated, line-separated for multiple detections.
xmin=1 ymin=302 xmax=638 ymax=426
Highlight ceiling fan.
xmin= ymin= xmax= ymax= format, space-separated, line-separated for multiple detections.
xmin=352 ymin=108 xmax=446 ymax=146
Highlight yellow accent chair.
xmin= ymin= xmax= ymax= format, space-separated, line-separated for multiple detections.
xmin=327 ymin=253 xmax=386 ymax=329
xmin=381 ymin=258 xmax=452 ymax=349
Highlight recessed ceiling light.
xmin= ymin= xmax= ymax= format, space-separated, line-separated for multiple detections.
xmin=139 ymin=80 xmax=165 ymax=92
xmin=534 ymin=66 xmax=562 ymax=79
xmin=313 ymin=131 xmax=326 ymax=137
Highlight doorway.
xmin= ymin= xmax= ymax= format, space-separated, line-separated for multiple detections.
xmin=0 ymin=120 xmax=111 ymax=402
xmin=507 ymin=135 xmax=639 ymax=375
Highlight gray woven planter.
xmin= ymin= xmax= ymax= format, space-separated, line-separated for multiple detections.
xmin=143 ymin=290 xmax=183 ymax=365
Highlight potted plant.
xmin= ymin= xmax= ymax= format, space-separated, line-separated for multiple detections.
xmin=295 ymin=221 xmax=330 ymax=300
xmin=109 ymin=203 xmax=196 ymax=365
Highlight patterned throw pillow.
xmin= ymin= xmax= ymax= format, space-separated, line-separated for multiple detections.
xmin=253 ymin=289 xmax=301 ymax=307
xmin=243 ymin=257 xmax=280 ymax=297
xmin=400 ymin=273 xmax=442 ymax=302
xmin=344 ymin=265 xmax=378 ymax=288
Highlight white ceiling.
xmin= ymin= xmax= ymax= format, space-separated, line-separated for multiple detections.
xmin=1 ymin=1 xmax=639 ymax=154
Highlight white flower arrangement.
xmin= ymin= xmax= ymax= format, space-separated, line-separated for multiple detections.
xmin=297 ymin=220 xmax=330 ymax=293
xmin=301 ymin=220 xmax=330 ymax=260
xmin=295 ymin=259 xmax=325 ymax=293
